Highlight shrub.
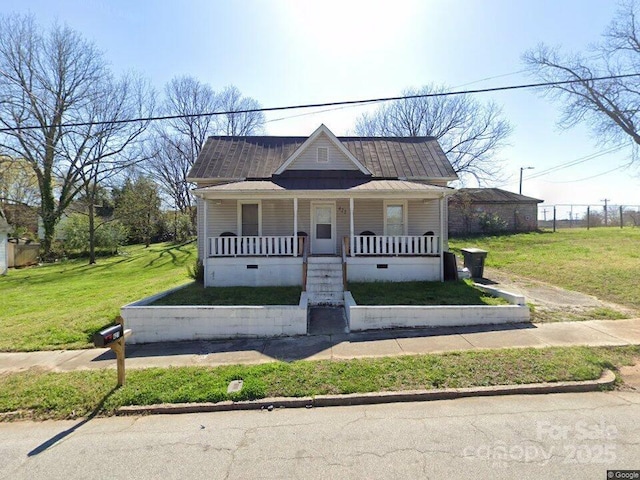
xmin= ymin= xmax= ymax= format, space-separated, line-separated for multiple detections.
xmin=160 ymin=211 xmax=195 ymax=244
xmin=60 ymin=213 xmax=127 ymax=254
xmin=478 ymin=212 xmax=508 ymax=233
xmin=187 ymin=259 xmax=204 ymax=284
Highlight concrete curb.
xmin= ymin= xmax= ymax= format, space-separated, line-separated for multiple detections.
xmin=116 ymin=369 xmax=616 ymax=416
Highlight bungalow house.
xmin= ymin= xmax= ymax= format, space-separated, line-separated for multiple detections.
xmin=187 ymin=124 xmax=458 ymax=305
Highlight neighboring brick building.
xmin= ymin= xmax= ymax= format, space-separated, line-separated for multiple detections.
xmin=448 ymin=188 xmax=543 ymax=236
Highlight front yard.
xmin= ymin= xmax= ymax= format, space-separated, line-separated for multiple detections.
xmin=2 ymin=230 xmax=639 ymax=421
xmin=348 ymin=279 xmax=508 ymax=306
xmin=449 ymin=228 xmax=640 ymax=310
xmin=1 ymin=229 xmax=638 ymax=351
xmin=150 ymin=284 xmax=302 ymax=306
xmin=0 ymin=242 xmax=196 ymax=351
xmin=148 ymin=280 xmax=505 ymax=306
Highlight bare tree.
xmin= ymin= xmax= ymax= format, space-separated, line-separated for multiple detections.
xmin=69 ymin=73 xmax=155 ymax=263
xmin=216 ymin=85 xmax=265 ymax=136
xmin=145 ymin=76 xmax=218 ymax=221
xmin=355 ymin=84 xmax=512 ymax=184
xmin=145 ymin=79 xmax=265 ymax=231
xmin=523 ymin=0 xmax=640 ymax=155
xmin=0 ymin=14 xmax=111 ymax=256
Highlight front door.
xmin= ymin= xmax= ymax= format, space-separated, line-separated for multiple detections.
xmin=311 ymin=202 xmax=336 ymax=255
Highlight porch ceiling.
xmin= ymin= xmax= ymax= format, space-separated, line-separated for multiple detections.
xmin=194 ymin=180 xmax=454 ymax=199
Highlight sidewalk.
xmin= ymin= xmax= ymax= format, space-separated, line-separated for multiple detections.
xmin=1 ymin=318 xmax=639 ymax=374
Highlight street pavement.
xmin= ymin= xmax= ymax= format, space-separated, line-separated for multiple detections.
xmin=1 ymin=390 xmax=638 ymax=479
xmin=1 ymin=318 xmax=639 ymax=373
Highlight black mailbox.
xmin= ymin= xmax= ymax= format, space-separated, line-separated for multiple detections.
xmin=93 ymin=324 xmax=124 ymax=347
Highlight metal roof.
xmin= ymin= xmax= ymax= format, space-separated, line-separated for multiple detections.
xmin=187 ymin=135 xmax=458 ymax=181
xmin=451 ymin=188 xmax=543 ymax=204
xmin=194 ymin=179 xmax=453 ymax=198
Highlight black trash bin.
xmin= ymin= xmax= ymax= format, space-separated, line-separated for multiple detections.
xmin=460 ymin=248 xmax=488 ymax=278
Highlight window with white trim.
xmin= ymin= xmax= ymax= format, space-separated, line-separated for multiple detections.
xmin=317 ymin=147 xmax=328 ymax=163
xmin=384 ymin=201 xmax=406 ymax=236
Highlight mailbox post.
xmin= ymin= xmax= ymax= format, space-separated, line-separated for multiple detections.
xmin=93 ymin=317 xmax=131 ymax=387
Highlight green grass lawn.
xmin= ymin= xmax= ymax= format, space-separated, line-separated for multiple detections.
xmin=349 ymin=279 xmax=508 ymax=306
xmin=1 ymin=346 xmax=637 ymax=421
xmin=0 ymin=242 xmax=196 ymax=352
xmin=3 ymin=228 xmax=638 ymax=352
xmin=449 ymin=229 xmax=640 ymax=310
xmin=151 ymin=283 xmax=302 ymax=306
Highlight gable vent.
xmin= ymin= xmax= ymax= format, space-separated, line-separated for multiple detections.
xmin=317 ymin=147 xmax=328 ymax=163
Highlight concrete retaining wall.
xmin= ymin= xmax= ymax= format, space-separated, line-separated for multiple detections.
xmin=472 ymin=283 xmax=526 ymax=306
xmin=345 ymin=286 xmax=530 ymax=331
xmin=121 ymin=285 xmax=308 ymax=344
xmin=348 ymin=304 xmax=530 ymax=331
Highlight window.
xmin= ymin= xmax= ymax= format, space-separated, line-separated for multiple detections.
xmin=315 ymin=206 xmax=332 ymax=239
xmin=240 ymin=202 xmax=259 ymax=236
xmin=317 ymin=147 xmax=328 ymax=163
xmin=384 ymin=202 xmax=406 ymax=236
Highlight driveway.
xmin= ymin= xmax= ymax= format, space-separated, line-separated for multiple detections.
xmin=480 ymin=267 xmax=638 ymax=321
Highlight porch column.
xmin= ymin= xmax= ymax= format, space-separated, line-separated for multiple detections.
xmin=293 ymin=197 xmax=298 ymax=257
xmin=349 ymin=197 xmax=354 ymax=257
xmin=439 ymin=195 xmax=445 ymax=281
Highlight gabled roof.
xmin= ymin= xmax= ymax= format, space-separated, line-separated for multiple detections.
xmin=451 ymin=188 xmax=543 ymax=204
xmin=187 ymin=127 xmax=458 ymax=182
xmin=274 ymin=124 xmax=370 ymax=175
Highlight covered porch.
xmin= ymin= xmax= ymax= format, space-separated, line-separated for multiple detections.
xmin=195 ymin=180 xmax=453 ymax=287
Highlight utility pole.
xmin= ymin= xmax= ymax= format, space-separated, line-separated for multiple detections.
xmin=519 ymin=166 xmax=535 ymax=195
xmin=569 ymin=208 xmax=573 ymax=228
xmin=542 ymin=208 xmax=548 ymax=221
xmin=601 ymin=199 xmax=610 ymax=226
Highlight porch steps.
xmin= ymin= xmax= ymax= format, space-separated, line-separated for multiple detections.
xmin=306 ymin=257 xmax=344 ymax=306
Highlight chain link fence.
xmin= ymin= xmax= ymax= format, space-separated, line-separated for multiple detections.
xmin=538 ymin=204 xmax=640 ymax=230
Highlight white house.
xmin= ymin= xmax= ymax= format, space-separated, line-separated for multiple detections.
xmin=187 ymin=124 xmax=458 ymax=305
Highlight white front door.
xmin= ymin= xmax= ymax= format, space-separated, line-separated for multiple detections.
xmin=311 ymin=202 xmax=336 ymax=255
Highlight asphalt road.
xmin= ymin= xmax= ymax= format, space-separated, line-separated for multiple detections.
xmin=1 ymin=391 xmax=639 ymax=480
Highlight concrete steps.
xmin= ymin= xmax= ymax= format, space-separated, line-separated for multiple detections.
xmin=306 ymin=257 xmax=344 ymax=306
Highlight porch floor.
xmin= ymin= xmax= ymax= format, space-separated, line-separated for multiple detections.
xmin=308 ymin=306 xmax=348 ymax=335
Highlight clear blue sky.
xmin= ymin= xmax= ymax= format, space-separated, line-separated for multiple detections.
xmin=5 ymin=0 xmax=639 ymax=210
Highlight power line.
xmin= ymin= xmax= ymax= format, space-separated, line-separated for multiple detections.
xmin=1 ymin=73 xmax=639 ymax=133
xmin=523 ymin=145 xmax=626 ymax=180
xmin=545 ymin=164 xmax=629 ymax=183
xmin=497 ymin=145 xmax=627 ymax=188
xmin=266 ymin=69 xmax=533 ymax=126
xmin=265 ymin=104 xmax=358 ymax=124
xmin=452 ymin=69 xmax=529 ymax=88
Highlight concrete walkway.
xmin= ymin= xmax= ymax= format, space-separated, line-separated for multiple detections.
xmin=1 ymin=318 xmax=639 ymax=374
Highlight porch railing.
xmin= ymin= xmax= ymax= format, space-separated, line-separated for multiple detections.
xmin=348 ymin=235 xmax=439 ymax=256
xmin=209 ymin=236 xmax=304 ymax=257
